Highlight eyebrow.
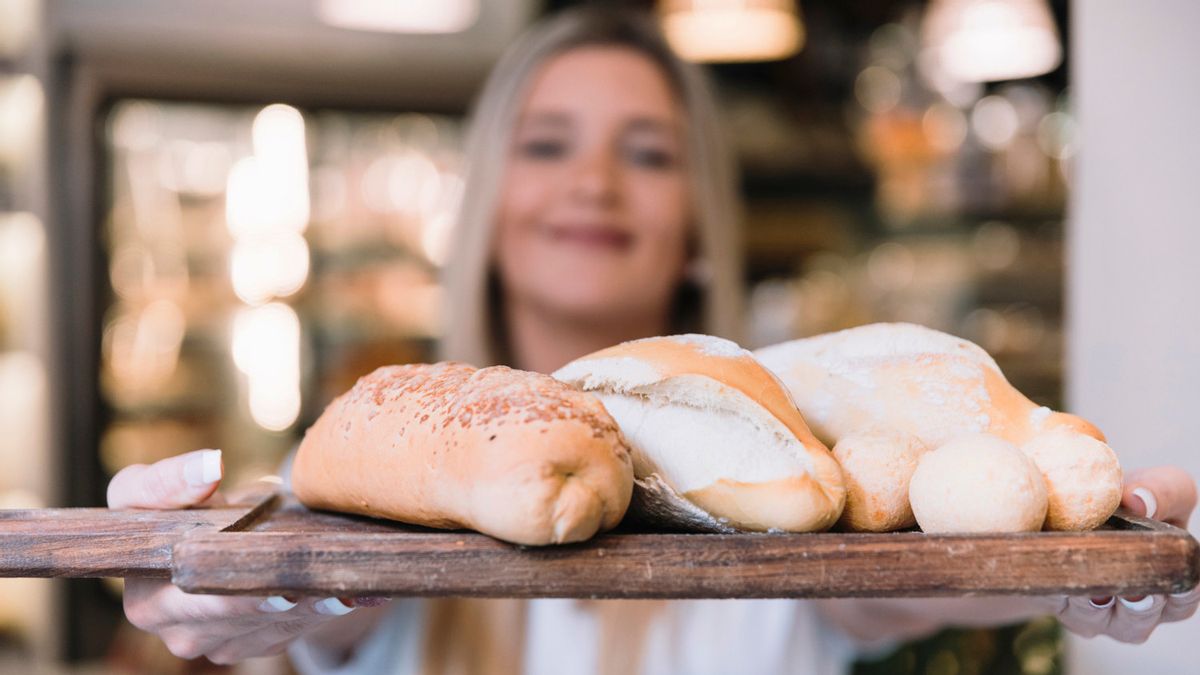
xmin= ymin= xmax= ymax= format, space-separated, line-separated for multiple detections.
xmin=624 ymin=117 xmax=675 ymax=135
xmin=517 ymin=111 xmax=572 ymax=129
xmin=517 ymin=111 xmax=678 ymax=135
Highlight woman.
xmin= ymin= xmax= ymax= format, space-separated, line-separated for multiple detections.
xmin=106 ymin=8 xmax=1198 ymax=673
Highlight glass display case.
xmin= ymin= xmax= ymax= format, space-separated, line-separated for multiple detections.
xmin=0 ymin=0 xmax=56 ymax=665
xmin=729 ymin=7 xmax=1072 ymax=410
xmin=100 ymin=100 xmax=465 ymax=489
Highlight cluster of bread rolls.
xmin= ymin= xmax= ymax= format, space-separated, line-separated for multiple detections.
xmin=293 ymin=325 xmax=1121 ymax=543
xmin=756 ymin=323 xmax=1123 ymax=533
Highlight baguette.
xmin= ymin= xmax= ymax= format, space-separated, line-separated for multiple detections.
xmin=554 ymin=334 xmax=845 ymax=533
xmin=292 ymin=362 xmax=634 ymax=545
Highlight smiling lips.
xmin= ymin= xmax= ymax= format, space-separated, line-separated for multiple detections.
xmin=544 ymin=223 xmax=634 ymax=252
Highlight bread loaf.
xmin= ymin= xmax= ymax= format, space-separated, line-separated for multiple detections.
xmin=554 ymin=334 xmax=845 ymax=533
xmin=756 ymin=323 xmax=1122 ymax=531
xmin=292 ymin=363 xmax=634 ymax=546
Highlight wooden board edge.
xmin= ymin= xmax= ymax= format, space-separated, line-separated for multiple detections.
xmin=171 ymin=529 xmax=1200 ymax=598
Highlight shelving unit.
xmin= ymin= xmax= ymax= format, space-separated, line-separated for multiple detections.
xmin=0 ymin=0 xmax=58 ymax=664
xmin=96 ymin=101 xmax=463 ymax=492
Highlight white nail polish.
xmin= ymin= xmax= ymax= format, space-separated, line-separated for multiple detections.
xmin=1169 ymin=590 xmax=1196 ymax=599
xmin=258 ymin=596 xmax=297 ymax=613
xmin=184 ymin=450 xmax=223 ymax=487
xmin=1119 ymin=596 xmax=1155 ymax=612
xmin=1131 ymin=487 xmax=1157 ymax=519
xmin=1088 ymin=597 xmax=1115 ymax=609
xmin=314 ymin=597 xmax=355 ymax=616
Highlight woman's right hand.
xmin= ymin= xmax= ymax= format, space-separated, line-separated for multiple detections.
xmin=107 ymin=449 xmax=389 ymax=665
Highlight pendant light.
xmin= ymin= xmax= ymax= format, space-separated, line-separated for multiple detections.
xmin=660 ymin=0 xmax=805 ymax=63
xmin=921 ymin=0 xmax=1062 ymax=83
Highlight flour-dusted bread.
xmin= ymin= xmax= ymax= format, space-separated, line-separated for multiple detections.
xmin=292 ymin=363 xmax=634 ymax=546
xmin=756 ymin=323 xmax=1122 ymax=531
xmin=553 ymin=334 xmax=845 ymax=533
xmin=909 ymin=434 xmax=1048 ymax=533
xmin=832 ymin=429 xmax=928 ymax=532
xmin=1021 ymin=429 xmax=1121 ymax=531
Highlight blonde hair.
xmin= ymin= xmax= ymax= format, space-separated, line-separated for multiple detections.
xmin=440 ymin=7 xmax=744 ymax=367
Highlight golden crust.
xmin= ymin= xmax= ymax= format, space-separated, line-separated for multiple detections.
xmin=292 ymin=363 xmax=634 ymax=545
xmin=568 ymin=336 xmax=846 ymax=533
xmin=683 ymin=475 xmax=840 ymax=532
xmin=832 ymin=430 xmax=927 ymax=532
xmin=580 ymin=339 xmax=820 ymax=446
xmin=757 ymin=325 xmax=1119 ymax=532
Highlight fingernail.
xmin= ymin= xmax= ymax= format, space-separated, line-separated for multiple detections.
xmin=184 ymin=450 xmax=223 ymax=487
xmin=258 ymin=596 xmax=297 ymax=613
xmin=1088 ymin=596 xmax=1115 ymax=609
xmin=1169 ymin=590 xmax=1196 ymax=599
xmin=351 ymin=596 xmax=390 ymax=608
xmin=314 ymin=597 xmax=355 ymax=616
xmin=1119 ymin=596 xmax=1155 ymax=612
xmin=1131 ymin=487 xmax=1157 ymax=519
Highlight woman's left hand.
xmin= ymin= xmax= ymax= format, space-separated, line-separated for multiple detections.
xmin=1053 ymin=466 xmax=1199 ymax=643
xmin=817 ymin=467 xmax=1198 ymax=647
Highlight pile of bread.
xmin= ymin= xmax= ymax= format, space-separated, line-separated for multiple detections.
xmin=292 ymin=323 xmax=1123 ymax=545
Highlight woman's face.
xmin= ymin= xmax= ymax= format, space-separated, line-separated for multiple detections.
xmin=495 ymin=46 xmax=690 ymax=325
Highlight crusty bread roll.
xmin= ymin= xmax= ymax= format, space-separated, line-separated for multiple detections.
xmin=553 ymin=334 xmax=845 ymax=533
xmin=909 ymin=434 xmax=1048 ymax=533
xmin=756 ymin=323 xmax=1122 ymax=531
xmin=292 ymin=363 xmax=634 ymax=546
xmin=832 ymin=429 xmax=927 ymax=532
xmin=1021 ymin=429 xmax=1122 ymax=531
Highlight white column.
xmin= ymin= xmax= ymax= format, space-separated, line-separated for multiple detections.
xmin=1067 ymin=1 xmax=1200 ymax=672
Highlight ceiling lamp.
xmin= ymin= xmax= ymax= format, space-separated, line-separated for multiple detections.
xmin=660 ymin=0 xmax=805 ymax=63
xmin=315 ymin=0 xmax=480 ymax=34
xmin=0 ymin=0 xmax=38 ymax=57
xmin=921 ymin=0 xmax=1061 ymax=83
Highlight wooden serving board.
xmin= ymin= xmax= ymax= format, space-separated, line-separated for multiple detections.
xmin=2 ymin=491 xmax=1197 ymax=599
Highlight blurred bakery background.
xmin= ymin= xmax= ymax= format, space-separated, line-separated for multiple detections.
xmin=1 ymin=1 xmax=1196 ymax=674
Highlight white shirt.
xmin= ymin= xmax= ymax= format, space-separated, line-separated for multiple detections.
xmin=289 ymin=598 xmax=864 ymax=675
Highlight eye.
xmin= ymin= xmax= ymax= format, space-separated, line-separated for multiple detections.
xmin=626 ymin=146 xmax=678 ymax=170
xmin=518 ymin=138 xmax=568 ymax=160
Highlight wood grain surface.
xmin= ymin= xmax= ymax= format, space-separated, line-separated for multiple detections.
xmin=0 ymin=490 xmax=278 ymax=578
xmin=3 ymin=493 xmax=1197 ymax=599
xmin=171 ymin=500 xmax=1200 ymax=598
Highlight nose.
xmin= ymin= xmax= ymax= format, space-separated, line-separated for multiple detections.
xmin=568 ymin=147 xmax=619 ymax=208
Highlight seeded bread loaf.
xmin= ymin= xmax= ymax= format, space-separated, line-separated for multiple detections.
xmin=292 ymin=362 xmax=634 ymax=545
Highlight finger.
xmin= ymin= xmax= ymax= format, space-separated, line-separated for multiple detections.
xmin=125 ymin=581 xmax=295 ymax=632
xmin=157 ymin=624 xmax=208 ymax=661
xmin=1055 ymin=596 xmax=1113 ymax=639
xmin=142 ymin=593 xmax=351 ymax=662
xmin=122 ymin=580 xmax=175 ymax=632
xmin=1162 ymin=588 xmax=1200 ymax=623
xmin=1122 ymin=467 xmax=1198 ymax=527
xmin=124 ymin=583 xmax=269 ymax=659
xmin=203 ymin=490 xmax=229 ymax=507
xmin=1105 ymin=595 xmax=1165 ymax=643
xmin=204 ymin=597 xmax=360 ymax=665
xmin=202 ymin=595 xmax=356 ymax=626
xmin=156 ymin=600 xmax=297 ymax=661
xmin=107 ymin=449 xmax=223 ymax=509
